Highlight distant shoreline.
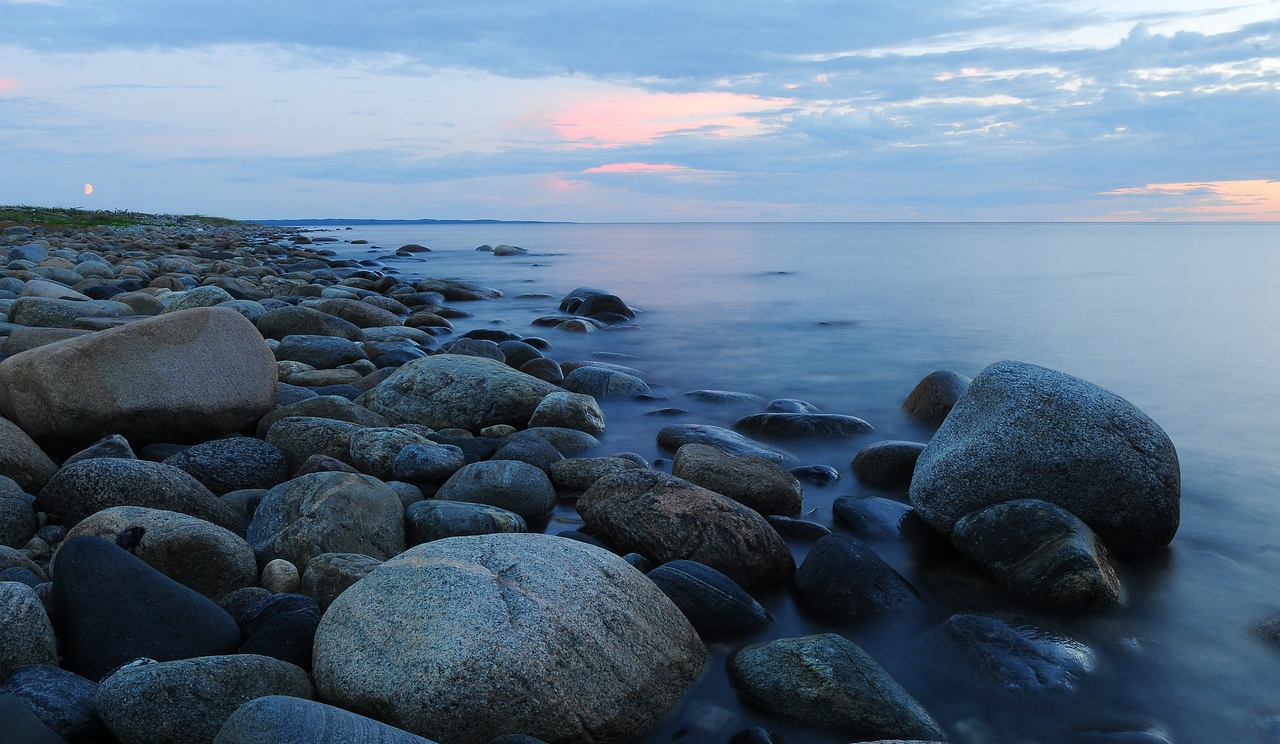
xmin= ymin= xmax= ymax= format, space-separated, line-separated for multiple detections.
xmin=254 ymin=218 xmax=574 ymax=226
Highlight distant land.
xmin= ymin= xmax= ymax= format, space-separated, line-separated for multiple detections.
xmin=254 ymin=217 xmax=572 ymax=226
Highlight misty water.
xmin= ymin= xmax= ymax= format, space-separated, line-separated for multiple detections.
xmin=302 ymin=221 xmax=1280 ymax=743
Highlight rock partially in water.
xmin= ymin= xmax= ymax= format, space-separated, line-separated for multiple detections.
xmin=647 ymin=559 xmax=770 ymax=638
xmin=727 ymin=633 xmax=945 ymax=740
xmin=681 ymin=390 xmax=767 ymax=406
xmin=657 ymin=423 xmax=794 ymax=463
xmin=765 ymin=515 xmax=832 ymax=541
xmin=851 ymin=440 xmax=926 ymax=488
xmin=909 ymin=360 xmax=1180 ymax=553
xmin=671 ymin=443 xmax=803 ymax=516
xmin=789 ymin=463 xmax=840 ymax=485
xmin=579 ymin=469 xmax=795 ymax=591
xmin=558 ymin=287 xmax=636 ymax=321
xmin=832 ymin=495 xmax=913 ymax=540
xmin=213 ymin=695 xmax=438 ymax=744
xmin=952 ymin=498 xmax=1123 ymax=609
xmin=95 ymin=655 xmax=315 ymax=744
xmin=528 ymin=391 xmax=606 ymax=435
xmin=942 ymin=611 xmax=1096 ymax=696
xmin=765 ymin=398 xmax=820 ymax=413
xmin=903 ymin=369 xmax=971 ymax=425
xmin=561 ymin=366 xmax=651 ymax=399
xmin=793 ymin=534 xmax=923 ymax=618
xmin=733 ymin=412 xmax=873 ymax=439
xmin=312 ymin=533 xmax=706 ymax=744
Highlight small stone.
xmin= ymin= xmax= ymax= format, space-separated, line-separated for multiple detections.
xmin=851 ymin=440 xmax=927 ymax=488
xmin=733 ymin=412 xmax=873 ymax=439
xmin=903 ymin=369 xmax=971 ymax=425
xmin=261 ymin=558 xmax=302 ymax=594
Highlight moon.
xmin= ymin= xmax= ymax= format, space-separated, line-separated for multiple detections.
xmin=84 ymin=183 xmax=94 ymax=195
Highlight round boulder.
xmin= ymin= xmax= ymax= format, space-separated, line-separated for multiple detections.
xmin=312 ymin=533 xmax=707 ymax=744
xmin=434 ymin=460 xmax=557 ymax=523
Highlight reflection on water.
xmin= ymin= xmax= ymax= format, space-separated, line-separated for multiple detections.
xmin=310 ymin=221 xmax=1280 ymax=743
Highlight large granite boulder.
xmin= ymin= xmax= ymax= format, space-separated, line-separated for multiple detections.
xmin=247 ymin=472 xmax=406 ymax=573
xmin=728 ymin=633 xmax=944 ymax=740
xmin=0 ymin=307 xmax=276 ymax=448
xmin=578 ymin=469 xmax=795 ymax=591
xmin=358 ymin=354 xmax=560 ymax=432
xmin=909 ymin=360 xmax=1180 ymax=553
xmin=312 ymin=533 xmax=706 ymax=744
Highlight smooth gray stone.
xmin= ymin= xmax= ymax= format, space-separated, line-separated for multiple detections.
xmin=347 ymin=427 xmax=430 ymax=480
xmin=647 ymin=559 xmax=770 ymax=637
xmin=909 ymin=360 xmax=1180 ymax=553
xmin=0 ymin=582 xmax=58 ymax=681
xmin=255 ymin=305 xmax=364 ymax=341
xmin=903 ymin=369 xmax=971 ymax=425
xmin=434 ymin=460 xmax=556 ymax=523
xmin=671 ymin=443 xmax=802 ymax=516
xmin=561 ymin=366 xmax=651 ymax=398
xmin=942 ymin=612 xmax=1095 ymax=696
xmin=407 ymin=500 xmax=527 ymax=544
xmin=681 ymin=390 xmax=767 ymax=406
xmin=213 ymin=695 xmax=439 ymax=744
xmin=300 ymin=553 xmax=384 ymax=611
xmin=274 ymin=334 xmax=368 ymax=369
xmin=733 ymin=412 xmax=873 ymax=439
xmin=793 ymin=534 xmax=923 ymax=618
xmin=257 ymin=395 xmax=389 ymax=438
xmin=657 ymin=424 xmax=794 ymax=463
xmin=392 ymin=442 xmax=467 ymax=484
xmin=765 ymin=398 xmax=820 ymax=413
xmin=263 ymin=416 xmax=364 ymax=473
xmin=503 ymin=427 xmax=600 ymax=456
xmin=548 ymin=456 xmax=643 ymax=492
xmin=832 ymin=495 xmax=913 ymax=539
xmin=727 ymin=633 xmax=944 ymax=740
xmin=851 ymin=440 xmax=926 ymax=488
xmin=765 ymin=515 xmax=832 ymax=541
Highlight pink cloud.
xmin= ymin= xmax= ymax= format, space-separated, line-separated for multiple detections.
xmin=1100 ymin=179 xmax=1280 ymax=220
xmin=548 ymin=91 xmax=792 ymax=147
xmin=0 ymin=78 xmax=18 ymax=95
xmin=582 ymin=162 xmax=685 ymax=174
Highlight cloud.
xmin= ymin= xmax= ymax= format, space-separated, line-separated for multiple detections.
xmin=1098 ymin=179 xmax=1280 ymax=219
xmin=0 ymin=78 xmax=17 ymax=94
xmin=545 ymin=91 xmax=793 ymax=147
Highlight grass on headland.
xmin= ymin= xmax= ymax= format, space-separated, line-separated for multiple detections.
xmin=0 ymin=205 xmax=244 ymax=229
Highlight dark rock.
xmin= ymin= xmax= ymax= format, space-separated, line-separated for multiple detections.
xmin=300 ymin=553 xmax=384 ymax=611
xmin=681 ymin=390 xmax=766 ymax=406
xmin=491 ymin=437 xmax=564 ymax=472
xmin=60 ymin=434 xmax=137 ymax=466
xmin=903 ymin=369 xmax=971 ymax=425
xmin=942 ymin=612 xmax=1096 ymax=696
xmin=793 ymin=534 xmax=923 ymax=618
xmin=163 ymin=437 xmax=289 ymax=495
xmin=558 ymin=287 xmax=636 ymax=320
xmin=951 ymin=498 xmax=1123 ymax=608
xmin=51 ymin=536 xmax=241 ymax=681
xmin=765 ymin=398 xmax=820 ymax=413
xmin=407 ymin=500 xmax=527 ymax=543
xmin=414 ymin=277 xmax=502 ymax=301
xmin=257 ymin=395 xmax=389 ymax=438
xmin=851 ymin=440 xmax=926 ymax=488
xmin=212 ymin=695 xmax=438 ymax=744
xmin=727 ymin=633 xmax=945 ymax=740
xmin=434 ymin=460 xmax=556 ymax=523
xmin=274 ymin=334 xmax=368 ymax=369
xmin=0 ymin=416 xmax=58 ymax=492
xmin=733 ymin=412 xmax=873 ymax=439
xmin=0 ymin=582 xmax=58 ymax=681
xmin=671 ymin=443 xmax=803 ymax=516
xmin=0 ymin=480 xmax=36 ymax=549
xmin=909 ymin=360 xmax=1181 ymax=553
xmin=236 ymin=595 xmax=321 ymax=671
xmin=561 ymin=366 xmax=651 ymax=398
xmin=262 ymin=417 xmax=363 ymax=473
xmin=504 ymin=427 xmax=600 ymax=456
xmin=765 ymin=515 xmax=832 ymax=541
xmin=579 ymin=469 xmax=795 ymax=591
xmin=255 ymin=305 xmax=363 ymax=341
xmin=495 ymin=340 xmax=542 ymax=369
xmin=833 ymin=495 xmax=913 ymax=539
xmin=527 ymin=391 xmax=606 ymax=436
xmin=789 ymin=464 xmax=841 ymax=485
xmin=347 ymin=427 xmax=430 ymax=480
xmin=518 ymin=357 xmax=563 ymax=383
xmin=392 ymin=442 xmax=468 ymax=484
xmin=0 ymin=694 xmax=71 ymax=744
xmin=647 ymin=559 xmax=770 ymax=638
xmin=0 ymin=665 xmax=106 ymax=743
xmin=657 ymin=424 xmax=794 ymax=463
xmin=548 ymin=456 xmax=643 ymax=492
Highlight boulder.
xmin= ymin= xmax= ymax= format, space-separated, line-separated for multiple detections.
xmin=299 ymin=553 xmax=384 ymax=611
xmin=256 ymin=395 xmax=389 ymax=438
xmin=548 ymin=456 xmax=643 ymax=492
xmin=95 ymin=655 xmax=315 ymax=744
xmin=406 ymin=500 xmax=527 ymax=544
xmin=903 ymin=369 xmax=971 ymax=425
xmin=0 ymin=307 xmax=276 ymax=448
xmin=247 ymin=472 xmax=406 ymax=573
xmin=727 ymin=633 xmax=944 ymax=740
xmin=0 ymin=477 xmax=36 ymax=548
xmin=832 ymin=495 xmax=912 ymax=540
xmin=560 ymin=367 xmax=651 ymax=399
xmin=358 ymin=354 xmax=560 ymax=432
xmin=579 ymin=469 xmax=795 ymax=591
xmin=941 ymin=612 xmax=1095 ymax=696
xmin=274 ymin=334 xmax=368 ymax=369
xmin=671 ymin=443 xmax=802 ymax=516
xmin=348 ymin=427 xmax=430 ymax=480
xmin=793 ymin=534 xmax=923 ymax=618
xmin=433 ymin=460 xmax=557 ymax=523
xmin=51 ymin=536 xmax=241 ymax=681
xmin=315 ymin=297 xmax=403 ymax=328
xmin=392 ymin=442 xmax=468 ymax=484
xmin=527 ymin=391 xmax=606 ymax=435
xmin=65 ymin=506 xmax=258 ymax=601
xmin=162 ymin=437 xmax=290 ymax=495
xmin=263 ymin=417 xmax=364 ymax=473
xmin=213 ymin=695 xmax=439 ymax=744
xmin=0 ymin=695 xmax=70 ymax=744
xmin=0 ymin=581 xmax=58 ymax=681
xmin=6 ymin=297 xmax=133 ymax=328
xmin=908 ymin=360 xmax=1180 ymax=553
xmin=951 ymin=499 xmax=1123 ymax=608
xmin=312 ymin=533 xmax=706 ymax=744
xmin=0 ymin=665 xmax=107 ymax=743
xmin=35 ymin=458 xmax=245 ymax=532
xmin=0 ymin=416 xmax=57 ymax=492
xmin=851 ymin=440 xmax=926 ymax=488
xmin=647 ymin=559 xmax=770 ymax=638
xmin=255 ymin=305 xmax=363 ymax=341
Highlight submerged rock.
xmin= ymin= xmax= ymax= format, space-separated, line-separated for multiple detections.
xmin=733 ymin=412 xmax=873 ymax=439
xmin=657 ymin=424 xmax=794 ymax=463
xmin=942 ymin=612 xmax=1095 ymax=696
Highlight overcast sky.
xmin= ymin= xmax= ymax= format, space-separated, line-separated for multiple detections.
xmin=1 ymin=0 xmax=1277 ymax=221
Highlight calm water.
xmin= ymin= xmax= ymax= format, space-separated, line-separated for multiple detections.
xmin=302 ymin=222 xmax=1280 ymax=743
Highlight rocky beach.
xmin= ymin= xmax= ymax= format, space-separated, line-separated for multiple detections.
xmin=0 ymin=215 xmax=1193 ymax=744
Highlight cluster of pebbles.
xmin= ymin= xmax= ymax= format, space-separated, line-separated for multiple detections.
xmin=0 ymin=219 xmax=1182 ymax=744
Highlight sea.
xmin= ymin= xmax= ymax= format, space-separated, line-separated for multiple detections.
xmin=294 ymin=221 xmax=1280 ymax=744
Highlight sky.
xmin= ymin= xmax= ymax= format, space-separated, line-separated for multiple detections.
xmin=1 ymin=0 xmax=1277 ymax=221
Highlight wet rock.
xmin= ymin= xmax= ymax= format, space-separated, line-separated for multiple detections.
xmin=527 ymin=391 xmax=606 ymax=435
xmin=733 ymin=412 xmax=873 ymax=439
xmin=519 ymin=357 xmax=564 ymax=383
xmin=942 ymin=612 xmax=1095 ymax=695
xmin=35 ymin=458 xmax=244 ymax=532
xmin=793 ymin=534 xmax=923 ymax=618
xmin=312 ymin=533 xmax=705 ymax=744
xmin=0 ymin=307 xmax=276 ymax=448
xmin=647 ymin=559 xmax=770 ymax=638
xmin=315 ymin=297 xmax=403 ymax=328
xmin=909 ymin=360 xmax=1180 ymax=553
xmin=392 ymin=442 xmax=468 ymax=484
xmin=95 ymin=655 xmax=315 ymax=744
xmin=496 ymin=339 xmax=543 ymax=369
xmin=904 ymin=369 xmax=971 ymax=425
xmin=0 ymin=664 xmax=107 ymax=743
xmin=561 ymin=366 xmax=651 ymax=399
xmin=247 ymin=472 xmax=406 ymax=573
xmin=558 ymin=287 xmax=636 ymax=321
xmin=952 ymin=498 xmax=1123 ymax=608
xmin=0 ymin=416 xmax=58 ymax=492
xmin=852 ymin=440 xmax=926 ymax=488
xmin=51 ymin=536 xmax=241 ymax=681
xmin=359 ymin=354 xmax=560 ymax=432
xmin=790 ymin=463 xmax=841 ymax=485
xmin=415 ymin=277 xmax=502 ymax=301
xmin=832 ymin=495 xmax=913 ymax=539
xmin=579 ymin=469 xmax=795 ymax=591
xmin=0 ymin=582 xmax=58 ymax=680
xmin=549 ymin=456 xmax=644 ymax=492
xmin=407 ymin=499 xmax=527 ymax=543
xmin=671 ymin=443 xmax=803 ymax=516
xmin=765 ymin=515 xmax=832 ymax=541
xmin=213 ymin=695 xmax=438 ymax=744
xmin=434 ymin=460 xmax=557 ymax=523
xmin=163 ymin=437 xmax=289 ymax=495
xmin=728 ymin=633 xmax=945 ymax=740
xmin=657 ymin=423 xmax=794 ymax=463
xmin=65 ymin=506 xmax=257 ymax=602
xmin=681 ymin=390 xmax=767 ymax=406
xmin=765 ymin=398 xmax=820 ymax=413
xmin=299 ymin=553 xmax=384 ymax=611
